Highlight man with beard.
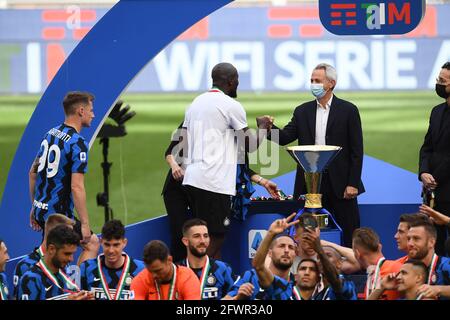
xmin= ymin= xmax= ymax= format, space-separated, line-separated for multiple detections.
xmin=182 ymin=62 xmax=273 ymax=259
xmin=13 ymin=213 xmax=75 ymax=298
xmin=393 ymin=213 xmax=429 ymax=264
xmin=131 ymin=240 xmax=200 ymax=300
xmin=406 ymin=218 xmax=450 ymax=299
xmin=368 ymin=260 xmax=429 ymax=300
xmin=291 ymin=259 xmax=320 ymax=300
xmin=177 ymin=219 xmax=236 ymax=300
xmin=17 ymin=225 xmax=93 ymax=300
xmin=0 ymin=239 xmax=10 ymax=300
xmin=79 ymin=220 xmax=144 ymax=300
xmin=352 ymin=227 xmax=402 ymax=300
xmin=252 ymin=213 xmax=298 ymax=300
xmin=419 ymin=61 xmax=450 ymax=256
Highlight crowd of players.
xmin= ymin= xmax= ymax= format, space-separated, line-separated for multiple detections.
xmin=0 ymin=205 xmax=450 ymax=300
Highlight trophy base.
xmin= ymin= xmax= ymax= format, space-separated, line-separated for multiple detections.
xmin=304 ymin=193 xmax=322 ymax=208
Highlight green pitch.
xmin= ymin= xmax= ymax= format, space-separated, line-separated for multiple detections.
xmin=0 ymin=91 xmax=442 ymax=232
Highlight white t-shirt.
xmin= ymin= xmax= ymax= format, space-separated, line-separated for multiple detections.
xmin=182 ymin=89 xmax=248 ymax=195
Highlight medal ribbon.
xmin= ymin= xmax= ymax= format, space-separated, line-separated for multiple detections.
xmin=0 ymin=281 xmax=6 ymax=300
xmin=186 ymin=256 xmax=210 ymax=299
xmin=427 ymin=254 xmax=438 ymax=285
xmin=37 ymin=259 xmax=79 ymax=293
xmin=155 ymin=263 xmax=177 ymax=300
xmin=97 ymin=253 xmax=131 ymax=300
xmin=292 ymin=286 xmax=302 ymax=300
xmin=321 ymin=286 xmax=331 ymax=300
xmin=365 ymin=257 xmax=385 ymax=298
xmin=209 ymin=87 xmax=224 ymax=94
xmin=37 ymin=245 xmax=45 ymax=258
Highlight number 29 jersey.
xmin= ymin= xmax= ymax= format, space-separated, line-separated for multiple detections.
xmin=32 ymin=123 xmax=89 ymax=226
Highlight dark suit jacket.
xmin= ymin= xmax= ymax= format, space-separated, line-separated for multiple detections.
xmin=419 ymin=102 xmax=450 ymax=202
xmin=271 ymin=95 xmax=365 ymax=199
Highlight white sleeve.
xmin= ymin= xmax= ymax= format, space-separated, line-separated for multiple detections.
xmin=228 ymin=101 xmax=247 ymax=131
xmin=182 ymin=108 xmax=190 ymax=128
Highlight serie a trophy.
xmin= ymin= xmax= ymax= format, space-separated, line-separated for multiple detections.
xmin=286 ymin=145 xmax=343 ymax=234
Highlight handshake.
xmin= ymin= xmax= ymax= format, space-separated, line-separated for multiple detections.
xmin=256 ymin=115 xmax=274 ymax=130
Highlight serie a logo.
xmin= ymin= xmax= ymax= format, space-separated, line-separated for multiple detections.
xmin=364 ymin=2 xmax=411 ymax=29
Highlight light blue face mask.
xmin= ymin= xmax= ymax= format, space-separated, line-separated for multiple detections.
xmin=310 ymin=83 xmax=326 ymax=99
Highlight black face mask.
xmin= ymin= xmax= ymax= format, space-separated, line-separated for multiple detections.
xmin=436 ymin=83 xmax=449 ymax=99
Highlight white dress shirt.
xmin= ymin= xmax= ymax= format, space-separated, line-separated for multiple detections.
xmin=315 ymin=95 xmax=333 ymax=145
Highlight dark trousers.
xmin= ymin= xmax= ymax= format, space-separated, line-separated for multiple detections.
xmin=321 ymin=175 xmax=361 ymax=248
xmin=163 ymin=178 xmax=190 ymax=262
xmin=434 ymin=201 xmax=450 ymax=257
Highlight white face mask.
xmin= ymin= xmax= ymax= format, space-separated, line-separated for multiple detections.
xmin=310 ymin=83 xmax=326 ymax=99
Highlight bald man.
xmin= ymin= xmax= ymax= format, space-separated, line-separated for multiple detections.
xmin=181 ymin=62 xmax=272 ymax=259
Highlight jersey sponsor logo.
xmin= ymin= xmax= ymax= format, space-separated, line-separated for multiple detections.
xmin=21 ymin=294 xmax=29 ymax=300
xmin=33 ymin=199 xmax=48 ymax=210
xmin=202 ymin=287 xmax=218 ymax=299
xmin=91 ymin=287 xmax=135 ymax=300
xmin=248 ymin=230 xmax=267 ymax=258
xmin=79 ymin=152 xmax=87 ymax=162
xmin=13 ymin=275 xmax=19 ymax=286
xmin=46 ymin=293 xmax=71 ymax=300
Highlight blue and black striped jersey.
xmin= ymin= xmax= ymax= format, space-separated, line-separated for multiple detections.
xmin=227 ymin=268 xmax=283 ymax=300
xmin=0 ymin=272 xmax=10 ymax=300
xmin=17 ymin=264 xmax=77 ymax=300
xmin=79 ymin=255 xmax=144 ymax=300
xmin=435 ymin=256 xmax=450 ymax=286
xmin=32 ymin=123 xmax=89 ymax=226
xmin=13 ymin=247 xmax=42 ymax=299
xmin=264 ymin=272 xmax=296 ymax=300
xmin=312 ymin=275 xmax=357 ymax=300
xmin=177 ymin=258 xmax=237 ymax=300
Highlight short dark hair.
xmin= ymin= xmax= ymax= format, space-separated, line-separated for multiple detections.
xmin=63 ymin=91 xmax=94 ymax=115
xmin=143 ymin=240 xmax=170 ymax=265
xmin=46 ymin=225 xmax=80 ymax=250
xmin=270 ymin=233 xmax=296 ymax=249
xmin=182 ymin=218 xmax=208 ymax=237
xmin=297 ymin=258 xmax=319 ymax=271
xmin=399 ymin=213 xmax=430 ymax=227
xmin=101 ymin=219 xmax=125 ymax=241
xmin=352 ymin=227 xmax=380 ymax=252
xmin=442 ymin=62 xmax=450 ymax=70
xmin=403 ymin=259 xmax=428 ymax=281
xmin=409 ymin=219 xmax=437 ymax=239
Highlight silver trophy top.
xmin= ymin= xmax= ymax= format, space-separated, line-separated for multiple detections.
xmin=286 ymin=145 xmax=342 ymax=173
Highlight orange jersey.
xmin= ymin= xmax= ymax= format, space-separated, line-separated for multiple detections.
xmin=131 ymin=266 xmax=201 ymax=300
xmin=363 ymin=259 xmax=403 ymax=300
xmin=394 ymin=255 xmax=409 ymax=264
